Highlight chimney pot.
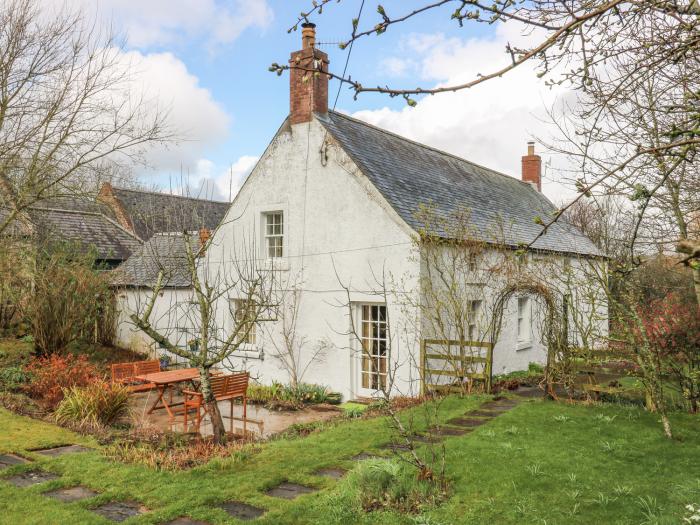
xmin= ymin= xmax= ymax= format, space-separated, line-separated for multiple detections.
xmin=301 ymin=22 xmax=316 ymax=49
xmin=521 ymin=141 xmax=542 ymax=192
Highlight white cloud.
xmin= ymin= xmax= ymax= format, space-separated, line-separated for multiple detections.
xmin=170 ymin=155 xmax=259 ymax=201
xmin=350 ymin=25 xmax=576 ymax=202
xmin=51 ymin=0 xmax=273 ymax=49
xmin=119 ymin=50 xmax=231 ymax=170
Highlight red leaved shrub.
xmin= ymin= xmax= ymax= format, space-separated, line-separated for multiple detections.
xmin=24 ymin=354 xmax=102 ymax=409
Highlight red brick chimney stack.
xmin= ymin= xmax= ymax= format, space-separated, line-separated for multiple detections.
xmin=521 ymin=141 xmax=542 ymax=191
xmin=289 ymin=22 xmax=329 ymax=125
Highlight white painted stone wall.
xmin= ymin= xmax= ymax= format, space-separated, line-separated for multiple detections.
xmin=115 ymin=287 xmax=196 ymax=364
xmin=113 ymin=115 xmax=608 ymax=401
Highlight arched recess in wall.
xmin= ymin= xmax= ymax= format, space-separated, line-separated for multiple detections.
xmin=488 ymin=277 xmax=568 ymax=399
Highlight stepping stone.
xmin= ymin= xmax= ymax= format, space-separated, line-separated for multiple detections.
xmin=446 ymin=417 xmax=489 ymax=428
xmin=219 ymin=501 xmax=265 ymax=521
xmin=5 ymin=470 xmax=59 ymax=487
xmin=351 ymin=452 xmax=382 ymax=461
xmin=166 ymin=518 xmax=212 ymax=525
xmin=315 ymin=467 xmax=347 ymax=479
xmin=382 ymin=442 xmax=412 ymax=451
xmin=266 ymin=482 xmax=317 ymax=500
xmin=93 ymin=501 xmax=147 ymax=522
xmin=0 ymin=454 xmax=30 ymax=469
xmin=410 ymin=433 xmax=443 ymax=444
xmin=34 ymin=445 xmax=92 ymax=457
xmin=515 ymin=387 xmax=542 ymax=398
xmin=465 ymin=410 xmax=499 ymax=418
xmin=480 ymin=402 xmax=517 ymax=411
xmin=45 ymin=486 xmax=99 ymax=502
xmin=428 ymin=426 xmax=472 ymax=436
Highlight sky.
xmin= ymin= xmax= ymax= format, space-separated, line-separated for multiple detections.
xmin=53 ymin=0 xmax=575 ymax=203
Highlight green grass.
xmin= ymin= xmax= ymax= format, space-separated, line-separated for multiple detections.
xmin=0 ymin=397 xmax=699 ymax=524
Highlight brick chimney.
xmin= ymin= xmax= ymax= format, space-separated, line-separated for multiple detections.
xmin=521 ymin=141 xmax=541 ymax=191
xmin=97 ymin=182 xmax=136 ymax=235
xmin=289 ymin=22 xmax=329 ymax=125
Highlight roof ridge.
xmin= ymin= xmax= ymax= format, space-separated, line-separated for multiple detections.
xmin=31 ymin=206 xmax=142 ymax=243
xmin=113 ymin=186 xmax=229 ymax=205
xmin=323 ymin=110 xmax=533 ymax=188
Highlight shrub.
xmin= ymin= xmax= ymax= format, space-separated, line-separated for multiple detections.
xmin=342 ymin=459 xmax=444 ymax=513
xmin=25 ymin=354 xmax=100 ymax=408
xmin=0 ymin=365 xmax=29 ymax=391
xmin=24 ymin=242 xmax=114 ymax=356
xmin=246 ymin=382 xmax=333 ymax=409
xmin=55 ymin=382 xmax=130 ymax=428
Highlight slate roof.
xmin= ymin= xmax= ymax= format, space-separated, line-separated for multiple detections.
xmin=28 ymin=206 xmax=141 ymax=262
xmin=112 ymin=187 xmax=229 ymax=241
xmin=317 ymin=111 xmax=601 ymax=257
xmin=115 ymin=232 xmax=200 ymax=288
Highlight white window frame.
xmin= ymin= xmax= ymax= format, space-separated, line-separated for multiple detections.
xmin=263 ymin=211 xmax=284 ymax=259
xmin=468 ymin=299 xmax=482 ymax=341
xmin=231 ymin=299 xmax=257 ymax=351
xmin=517 ymin=296 xmax=532 ymax=349
xmin=357 ymin=303 xmax=389 ymax=393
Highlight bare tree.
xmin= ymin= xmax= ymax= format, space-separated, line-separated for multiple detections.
xmin=124 ymin=230 xmax=275 ymax=444
xmin=0 ymin=0 xmax=168 ymax=235
xmin=263 ymin=278 xmax=329 ymax=388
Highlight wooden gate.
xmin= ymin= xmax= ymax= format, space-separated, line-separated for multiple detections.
xmin=420 ymin=338 xmax=493 ymax=395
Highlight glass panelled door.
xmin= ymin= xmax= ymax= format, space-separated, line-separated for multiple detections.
xmin=359 ymin=304 xmax=388 ymax=392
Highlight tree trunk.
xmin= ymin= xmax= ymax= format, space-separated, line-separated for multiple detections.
xmin=198 ymin=366 xmax=226 ymax=444
xmin=692 ymin=265 xmax=700 ymax=308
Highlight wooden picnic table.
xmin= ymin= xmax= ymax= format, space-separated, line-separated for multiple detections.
xmin=134 ymin=368 xmax=201 ymax=419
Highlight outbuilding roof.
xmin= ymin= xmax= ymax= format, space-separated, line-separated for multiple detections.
xmin=317 ymin=111 xmax=601 ymax=257
xmin=111 ymin=187 xmax=229 ymax=241
xmin=115 ymin=232 xmax=200 ymax=288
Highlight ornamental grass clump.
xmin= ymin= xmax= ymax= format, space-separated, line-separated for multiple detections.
xmin=54 ymin=381 xmax=130 ymax=428
xmin=341 ymin=458 xmax=445 ymax=514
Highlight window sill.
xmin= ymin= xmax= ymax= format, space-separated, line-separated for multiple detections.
xmin=264 ymin=258 xmax=289 ymax=271
xmin=237 ymin=347 xmax=263 ymax=360
xmin=516 ymin=341 xmax=532 ymax=351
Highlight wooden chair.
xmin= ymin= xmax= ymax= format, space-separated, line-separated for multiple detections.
xmin=111 ymin=360 xmax=160 ymax=393
xmin=182 ymin=372 xmax=249 ymax=434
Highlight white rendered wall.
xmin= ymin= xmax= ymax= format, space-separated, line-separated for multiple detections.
xmin=201 ymin=117 xmax=421 ymax=401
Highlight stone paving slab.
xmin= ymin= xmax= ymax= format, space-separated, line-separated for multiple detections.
xmin=166 ymin=518 xmax=212 ymax=525
xmin=314 ymin=467 xmax=347 ymax=479
xmin=479 ymin=402 xmax=518 ymax=411
xmin=428 ymin=426 xmax=472 ymax=436
xmin=0 ymin=454 xmax=30 ymax=469
xmin=411 ymin=433 xmax=443 ymax=444
xmin=92 ymin=501 xmax=148 ymax=522
xmin=5 ymin=470 xmax=59 ymax=487
xmin=381 ymin=442 xmax=412 ymax=452
xmin=44 ymin=486 xmax=99 ymax=502
xmin=446 ymin=417 xmax=489 ymax=428
xmin=33 ymin=445 xmax=92 ymax=457
xmin=351 ymin=452 xmax=382 ymax=461
xmin=266 ymin=482 xmax=317 ymax=500
xmin=465 ymin=410 xmax=500 ymax=418
xmin=219 ymin=501 xmax=266 ymax=521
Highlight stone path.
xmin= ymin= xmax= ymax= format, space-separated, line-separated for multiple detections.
xmin=33 ymin=445 xmax=92 ymax=457
xmin=0 ymin=397 xmax=522 ymax=522
xmin=266 ymin=481 xmax=317 ymax=500
xmin=93 ymin=501 xmax=147 ymax=522
xmin=45 ymin=486 xmax=99 ymax=503
xmin=0 ymin=453 xmax=30 ymax=469
xmin=219 ymin=501 xmax=266 ymax=521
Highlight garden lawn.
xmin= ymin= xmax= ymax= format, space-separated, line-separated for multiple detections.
xmin=0 ymin=397 xmax=698 ymax=524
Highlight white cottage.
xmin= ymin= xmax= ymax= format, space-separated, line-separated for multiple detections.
xmin=116 ymin=24 xmax=606 ymax=401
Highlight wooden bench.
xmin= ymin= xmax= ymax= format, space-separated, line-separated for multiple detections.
xmin=111 ymin=360 xmax=160 ymax=393
xmin=182 ymin=372 xmax=249 ymax=433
